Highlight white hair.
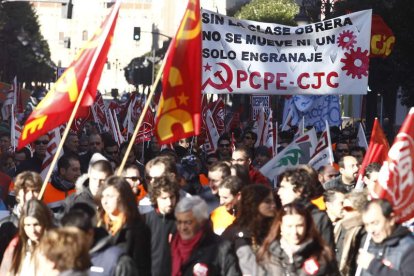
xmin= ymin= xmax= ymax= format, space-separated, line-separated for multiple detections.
xmin=175 ymin=196 xmax=208 ymax=223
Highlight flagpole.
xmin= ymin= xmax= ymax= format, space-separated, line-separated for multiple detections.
xmin=117 ymin=57 xmax=167 ymax=176
xmin=38 ymin=1 xmax=121 ymax=199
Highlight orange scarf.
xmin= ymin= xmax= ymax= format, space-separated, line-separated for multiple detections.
xmin=103 ymin=213 xmax=126 ymax=235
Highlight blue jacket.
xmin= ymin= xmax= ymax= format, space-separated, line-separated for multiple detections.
xmin=361 ymin=225 xmax=414 ymax=276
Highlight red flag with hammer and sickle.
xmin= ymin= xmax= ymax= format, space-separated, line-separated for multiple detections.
xmin=155 ymin=0 xmax=201 ymax=145
xmin=18 ymin=1 xmax=120 ymax=149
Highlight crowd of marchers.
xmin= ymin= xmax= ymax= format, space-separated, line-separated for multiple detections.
xmin=0 ymin=123 xmax=413 ymax=276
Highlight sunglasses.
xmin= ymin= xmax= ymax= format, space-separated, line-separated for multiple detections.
xmin=124 ymin=176 xmax=141 ymax=182
xmin=219 ymin=143 xmax=230 ymax=148
xmin=34 ymin=140 xmax=49 ymax=145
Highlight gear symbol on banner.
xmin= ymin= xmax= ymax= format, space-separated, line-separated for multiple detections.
xmin=337 ymin=30 xmax=357 ymax=50
xmin=340 ymin=47 xmax=369 ymax=79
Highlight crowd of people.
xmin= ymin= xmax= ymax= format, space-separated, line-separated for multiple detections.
xmin=0 ymin=124 xmax=413 ymax=276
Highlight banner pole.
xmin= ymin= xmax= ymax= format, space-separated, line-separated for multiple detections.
xmin=38 ymin=1 xmax=120 ymax=199
xmin=39 ymin=75 xmax=92 ymax=199
xmin=116 ymin=57 xmax=167 ymax=176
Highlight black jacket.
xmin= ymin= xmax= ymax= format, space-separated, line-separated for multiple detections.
xmin=144 ymin=210 xmax=176 ymax=276
xmin=323 ymin=176 xmax=355 ymax=192
xmin=264 ymin=239 xmax=339 ymax=276
xmin=300 ymin=200 xmax=335 ymax=251
xmin=89 ymin=227 xmax=137 ymax=276
xmin=0 ymin=209 xmax=18 ymax=262
xmin=176 ymin=226 xmax=241 ymax=276
xmin=361 ymin=225 xmax=414 ymax=276
xmin=111 ymin=218 xmax=151 ymax=276
xmin=16 ymin=154 xmax=43 ymax=174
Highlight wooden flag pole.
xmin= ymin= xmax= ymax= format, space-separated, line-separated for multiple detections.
xmin=39 ymin=76 xmax=93 ymax=199
xmin=116 ymin=58 xmax=167 ymax=176
xmin=38 ymin=1 xmax=120 ymax=199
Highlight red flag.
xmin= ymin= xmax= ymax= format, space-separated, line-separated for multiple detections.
xmin=18 ymin=2 xmax=120 ymax=149
xmin=155 ymin=0 xmax=201 ymax=145
xmin=357 ymin=118 xmax=390 ymax=181
xmin=375 ymin=109 xmax=414 ymax=223
xmin=370 ymin=15 xmax=395 ymax=58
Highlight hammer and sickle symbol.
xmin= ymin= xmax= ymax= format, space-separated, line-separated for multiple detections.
xmin=202 ymin=62 xmax=233 ymax=92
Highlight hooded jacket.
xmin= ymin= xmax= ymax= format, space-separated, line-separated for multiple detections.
xmin=63 ymin=174 xmax=95 ymax=214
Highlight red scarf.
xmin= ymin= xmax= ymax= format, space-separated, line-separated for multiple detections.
xmin=170 ymin=230 xmax=204 ymax=276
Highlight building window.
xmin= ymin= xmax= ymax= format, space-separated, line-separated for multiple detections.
xmin=59 ymin=32 xmax=64 ymax=43
xmin=82 ymin=30 xmax=88 ymax=41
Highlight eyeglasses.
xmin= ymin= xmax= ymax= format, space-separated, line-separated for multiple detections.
xmin=219 ymin=143 xmax=230 ymax=148
xmin=124 ymin=176 xmax=141 ymax=183
xmin=34 ymin=140 xmax=49 ymax=145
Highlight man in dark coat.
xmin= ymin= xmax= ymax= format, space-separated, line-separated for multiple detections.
xmin=357 ymin=199 xmax=414 ymax=276
xmin=144 ymin=175 xmax=180 ymax=276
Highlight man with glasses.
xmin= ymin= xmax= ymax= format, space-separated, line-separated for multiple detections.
xmin=122 ymin=164 xmax=146 ymax=203
xmin=231 ymin=146 xmax=270 ymax=187
xmin=216 ymin=134 xmax=232 ymax=161
xmin=16 ymin=134 xmax=49 ymax=174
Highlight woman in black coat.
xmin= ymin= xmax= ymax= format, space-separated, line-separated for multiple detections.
xmin=97 ymin=176 xmax=151 ymax=276
xmin=256 ymin=203 xmax=339 ymax=276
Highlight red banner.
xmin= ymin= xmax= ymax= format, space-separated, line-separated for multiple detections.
xmin=18 ymin=2 xmax=120 ymax=149
xmin=376 ymin=108 xmax=414 ymax=223
xmin=155 ymin=0 xmax=201 ymax=145
xmin=370 ymin=14 xmax=395 ymax=58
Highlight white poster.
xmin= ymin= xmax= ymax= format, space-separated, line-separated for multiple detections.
xmin=202 ymin=9 xmax=372 ymax=95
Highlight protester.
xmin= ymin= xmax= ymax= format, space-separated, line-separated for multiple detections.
xmin=241 ymin=130 xmax=257 ymax=158
xmin=229 ymin=163 xmax=251 ymax=185
xmin=257 ymin=203 xmax=339 ymax=275
xmin=0 ymin=171 xmax=42 ymax=261
xmin=0 ymin=199 xmax=54 ymax=275
xmin=97 ymin=176 xmax=151 ymax=275
xmin=222 ymin=184 xmax=276 ymax=275
xmin=201 ymin=161 xmax=231 ymax=213
xmin=64 ymin=157 xmax=113 ymax=213
xmin=63 ymin=132 xmax=79 ymax=156
xmin=335 ymin=191 xmax=368 ymax=276
xmin=44 ymin=153 xmax=80 ymax=212
xmin=79 ymin=133 xmax=104 ymax=173
xmin=103 ymin=137 xmax=120 ymax=168
xmin=171 ymin=196 xmax=241 ymax=276
xmin=363 ymin=162 xmax=381 ymax=194
xmin=61 ymin=205 xmax=138 ymax=276
xmin=318 ymin=164 xmax=339 ymax=185
xmin=333 ymin=139 xmax=350 ymax=163
xmin=324 ymin=188 xmax=346 ymax=225
xmin=121 ymin=163 xmax=146 ymax=203
xmin=144 ymin=175 xmax=180 ymax=276
xmin=36 ymin=227 xmax=91 ymax=276
xmin=253 ymin=145 xmax=271 ymax=169
xmin=231 ymin=146 xmax=270 ymax=186
xmin=16 ymin=134 xmax=49 ymax=174
xmin=350 ymin=146 xmax=365 ymax=164
xmin=278 ymin=167 xmax=335 ymax=250
xmin=216 ymin=133 xmax=232 ymax=161
xmin=323 ymin=155 xmax=360 ymax=192
xmin=211 ymin=176 xmax=244 ymax=235
xmin=357 ymin=199 xmax=414 ymax=275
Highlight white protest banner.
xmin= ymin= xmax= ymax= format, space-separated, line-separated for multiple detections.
xmin=201 ymin=9 xmax=372 ymax=95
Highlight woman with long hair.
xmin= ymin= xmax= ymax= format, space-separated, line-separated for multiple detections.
xmin=96 ymin=176 xmax=151 ymax=275
xmin=257 ymin=203 xmax=339 ymax=275
xmin=0 ymin=199 xmax=53 ymax=275
xmin=222 ymin=184 xmax=277 ymax=275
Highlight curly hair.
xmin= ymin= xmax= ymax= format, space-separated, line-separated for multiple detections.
xmin=234 ymin=184 xmax=274 ymax=244
xmin=279 ymin=167 xmax=317 ymax=199
xmin=14 ymin=171 xmax=42 ymax=199
xmin=257 ymin=203 xmax=333 ymax=263
xmin=148 ymin=175 xmax=180 ymax=207
xmin=38 ymin=227 xmax=91 ymax=272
